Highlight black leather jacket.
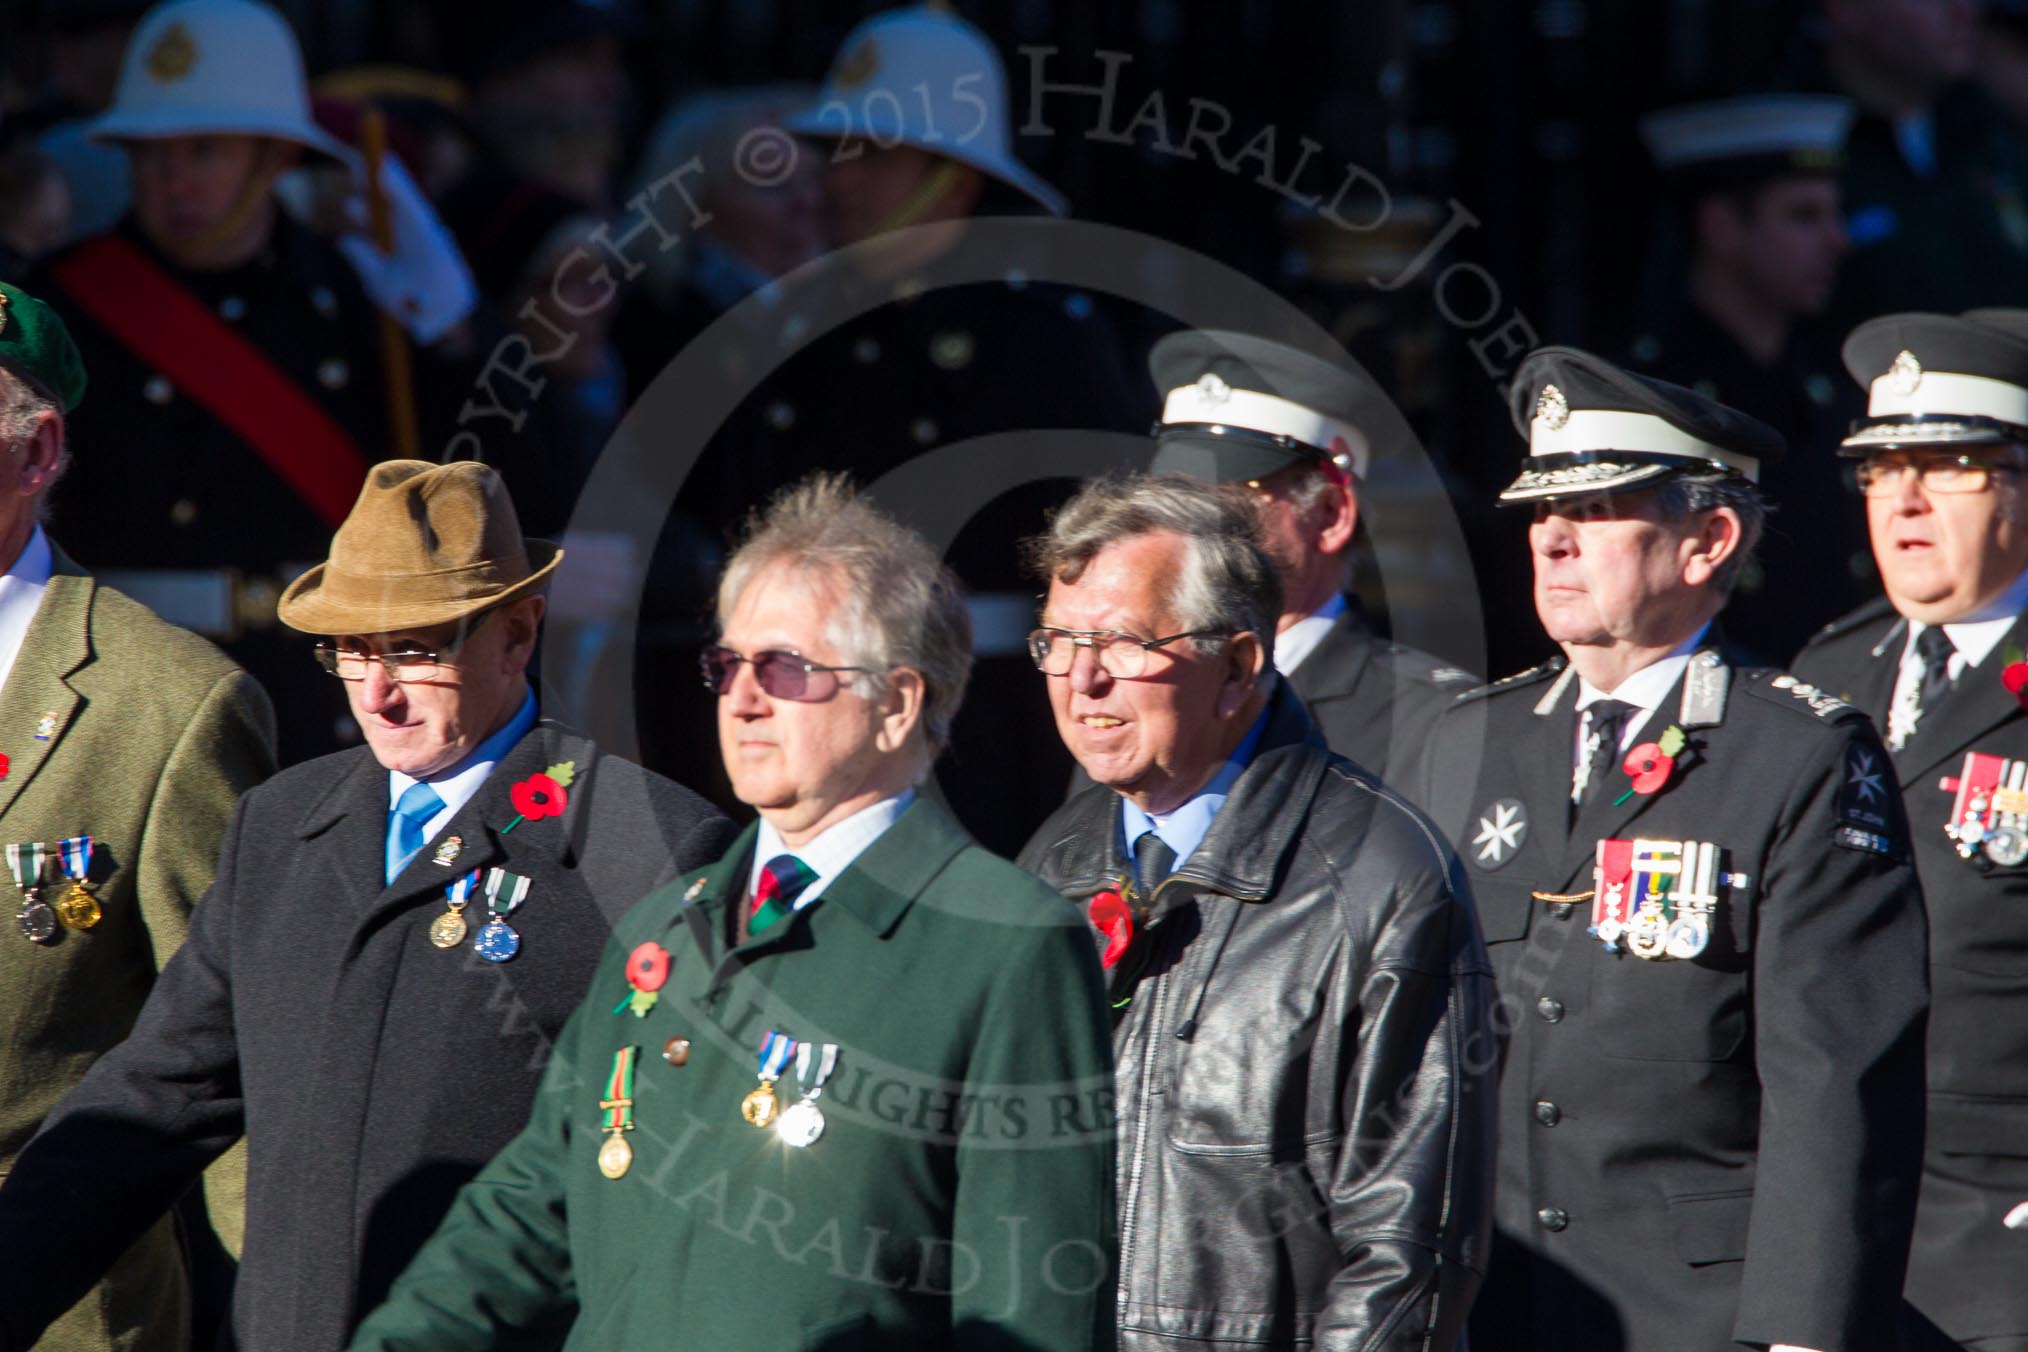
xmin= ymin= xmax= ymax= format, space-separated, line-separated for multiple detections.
xmin=1019 ymin=686 xmax=1496 ymax=1350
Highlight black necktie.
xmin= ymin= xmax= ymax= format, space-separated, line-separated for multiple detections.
xmin=1133 ymin=830 xmax=1177 ymax=901
xmin=1578 ymin=699 xmax=1636 ymax=808
xmin=1915 ymin=626 xmax=1956 ymax=717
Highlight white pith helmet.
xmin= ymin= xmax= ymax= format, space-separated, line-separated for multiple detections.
xmin=90 ymin=0 xmax=351 ymax=162
xmin=784 ymin=5 xmax=1065 ymax=216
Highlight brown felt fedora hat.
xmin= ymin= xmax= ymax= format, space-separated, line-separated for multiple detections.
xmin=277 ymin=460 xmax=562 ymax=635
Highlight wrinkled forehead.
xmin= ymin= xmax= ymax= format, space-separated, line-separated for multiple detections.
xmin=1043 ymin=535 xmax=1187 ymax=633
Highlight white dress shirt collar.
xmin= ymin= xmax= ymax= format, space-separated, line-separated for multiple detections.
xmin=747 ymin=789 xmax=918 ymax=911
xmin=1572 ymin=623 xmax=1712 ymax=747
xmin=1275 ymin=593 xmax=1347 ymax=677
xmin=0 ymin=526 xmax=56 ymax=694
xmin=388 ymin=689 xmax=539 ymax=842
xmin=1886 ymin=566 xmax=2028 ymax=749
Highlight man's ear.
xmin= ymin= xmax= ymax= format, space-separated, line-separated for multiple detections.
xmin=875 ymin=666 xmax=927 ymax=753
xmin=16 ymin=409 xmax=62 ymax=498
xmin=1315 ymin=473 xmax=1359 ymax=555
xmin=1215 ymin=631 xmax=1268 ymax=719
xmin=500 ymin=596 xmax=547 ymax=674
xmin=1680 ymin=506 xmax=1743 ymax=589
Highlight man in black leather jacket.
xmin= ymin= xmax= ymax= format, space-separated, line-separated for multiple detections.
xmin=1017 ymin=474 xmax=1495 ymax=1350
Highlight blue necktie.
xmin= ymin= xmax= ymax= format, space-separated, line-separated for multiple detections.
xmin=386 ymin=781 xmax=444 ymax=883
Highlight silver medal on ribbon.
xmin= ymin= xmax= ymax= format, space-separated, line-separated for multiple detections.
xmin=776 ymin=1041 xmax=840 ymax=1149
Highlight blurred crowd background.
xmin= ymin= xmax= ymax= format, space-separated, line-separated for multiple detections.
xmin=2 ymin=0 xmax=2024 ymax=851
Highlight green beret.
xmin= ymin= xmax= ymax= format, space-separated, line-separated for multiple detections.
xmin=0 ymin=282 xmax=86 ymax=414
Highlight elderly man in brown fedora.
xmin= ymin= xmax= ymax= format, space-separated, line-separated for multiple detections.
xmin=0 ymin=460 xmax=734 ymax=1352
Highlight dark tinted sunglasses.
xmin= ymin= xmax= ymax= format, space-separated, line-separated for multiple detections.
xmin=699 ymin=645 xmax=871 ymax=701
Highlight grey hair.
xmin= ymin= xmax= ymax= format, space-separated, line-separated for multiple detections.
xmin=0 ymin=367 xmax=55 ymax=445
xmin=0 ymin=367 xmax=64 ymax=520
xmin=717 ymin=473 xmax=972 ymax=760
xmin=1651 ymin=472 xmax=1768 ymax=596
xmin=1027 ymin=473 xmax=1283 ymax=670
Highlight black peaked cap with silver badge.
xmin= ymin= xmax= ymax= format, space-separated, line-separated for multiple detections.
xmin=1841 ymin=310 xmax=2028 ymax=453
xmin=1500 ymin=345 xmax=1784 ymax=503
xmin=1148 ymin=329 xmax=1395 ymax=483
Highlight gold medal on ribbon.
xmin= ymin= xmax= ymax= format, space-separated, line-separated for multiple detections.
xmin=428 ymin=910 xmax=468 ymax=948
xmin=598 ymin=1046 xmax=638 ymax=1180
xmin=54 ymin=881 xmax=99 ymax=931
xmin=741 ymin=1082 xmax=780 ymax=1128
xmin=745 ymin=1030 xmax=795 ymax=1128
xmin=429 ymin=870 xmax=476 ymax=950
xmin=598 ymin=1132 xmax=634 ymax=1179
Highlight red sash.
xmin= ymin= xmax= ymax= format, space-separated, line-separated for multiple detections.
xmin=50 ymin=234 xmax=371 ymax=530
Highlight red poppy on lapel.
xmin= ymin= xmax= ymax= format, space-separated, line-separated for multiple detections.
xmin=2003 ymin=660 xmax=2028 ymax=709
xmin=1089 ymin=889 xmax=1133 ymax=969
xmin=619 ymin=940 xmax=671 ymax=1018
xmin=1614 ymin=725 xmax=1687 ymax=806
xmin=501 ymin=760 xmax=577 ymax=834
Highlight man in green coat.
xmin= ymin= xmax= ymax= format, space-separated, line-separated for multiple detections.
xmin=348 ymin=475 xmax=1118 ymax=1352
xmin=0 ymin=281 xmax=276 ymax=1352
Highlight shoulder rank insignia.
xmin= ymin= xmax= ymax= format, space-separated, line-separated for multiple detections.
xmin=1455 ymin=658 xmax=1565 ymax=706
xmin=1768 ymin=674 xmax=1852 ymax=719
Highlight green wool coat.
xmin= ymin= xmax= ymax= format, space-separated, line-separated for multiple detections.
xmin=348 ymin=797 xmax=1119 ymax=1352
xmin=0 ymin=563 xmax=276 ymax=1352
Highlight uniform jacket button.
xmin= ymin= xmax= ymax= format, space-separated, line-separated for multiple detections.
xmin=1536 ymin=997 xmax=1564 ymax=1023
xmin=1537 ymin=1206 xmax=1569 ymax=1232
xmin=1534 ymin=1100 xmax=1561 ymax=1126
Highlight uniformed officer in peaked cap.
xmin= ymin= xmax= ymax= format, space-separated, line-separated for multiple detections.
xmin=1631 ymin=94 xmax=1870 ymax=662
xmin=1794 ymin=309 xmax=2028 ymax=1349
xmin=1413 ymin=346 xmax=1928 ymax=1352
xmin=1143 ymin=329 xmax=1475 ymax=787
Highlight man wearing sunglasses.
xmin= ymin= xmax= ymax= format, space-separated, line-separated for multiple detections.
xmin=1017 ymin=473 xmax=1495 ymax=1350
xmin=347 ymin=475 xmax=1116 ymax=1351
xmin=0 ymin=460 xmax=733 ymax=1352
xmin=1795 ymin=309 xmax=2028 ymax=1350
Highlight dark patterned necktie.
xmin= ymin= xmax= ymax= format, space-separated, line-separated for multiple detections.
xmin=1578 ymin=699 xmax=1636 ymax=808
xmin=1915 ymin=626 xmax=1957 ymax=719
xmin=1133 ymin=830 xmax=1177 ymax=900
xmin=749 ymin=854 xmax=818 ymax=937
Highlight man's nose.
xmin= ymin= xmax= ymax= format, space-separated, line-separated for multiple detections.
xmin=1530 ymin=515 xmax=1575 ymax=558
xmin=358 ymin=661 xmax=401 ymax=709
xmin=724 ymin=659 xmax=771 ymax=715
xmin=1067 ymin=644 xmax=1110 ymax=696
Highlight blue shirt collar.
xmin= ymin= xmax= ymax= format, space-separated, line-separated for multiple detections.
xmin=1119 ymin=704 xmax=1272 ymax=868
xmin=388 ymin=688 xmax=539 ymax=825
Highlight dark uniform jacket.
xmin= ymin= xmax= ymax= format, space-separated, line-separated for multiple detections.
xmin=1413 ymin=644 xmax=1929 ymax=1351
xmin=0 ymin=718 xmax=732 ymax=1352
xmin=1795 ymin=596 xmax=2028 ymax=1344
xmin=347 ymin=797 xmax=1118 ymax=1352
xmin=0 ymin=563 xmax=275 ymax=1352
xmin=1287 ymin=605 xmax=1478 ymax=787
xmin=1020 ymin=685 xmax=1496 ymax=1351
